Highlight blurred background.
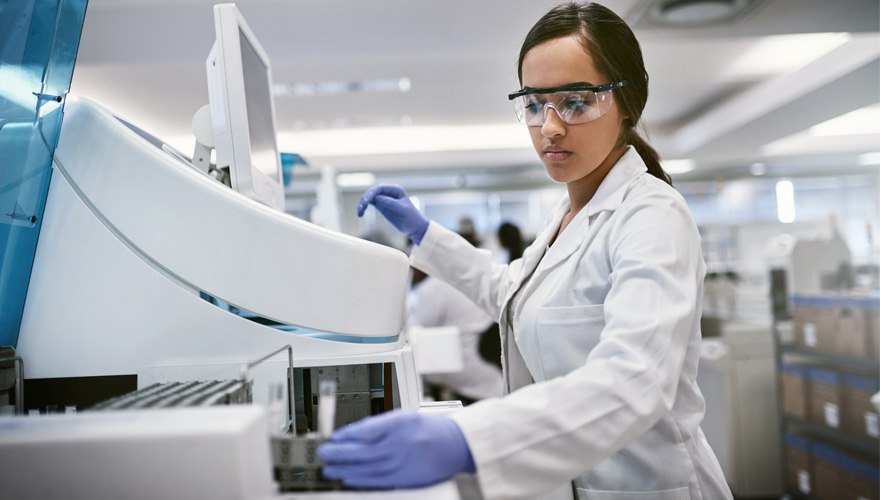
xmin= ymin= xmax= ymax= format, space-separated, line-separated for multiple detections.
xmin=70 ymin=0 xmax=878 ymax=251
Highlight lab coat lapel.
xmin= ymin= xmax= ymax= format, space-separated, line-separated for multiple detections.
xmin=536 ymin=201 xmax=590 ymax=272
xmin=504 ymin=197 xmax=568 ymax=302
xmin=537 ymin=146 xmax=647 ymax=273
xmin=497 ymin=198 xmax=567 ymax=393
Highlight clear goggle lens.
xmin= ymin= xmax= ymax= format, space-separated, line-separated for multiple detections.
xmin=512 ymin=89 xmax=614 ymax=126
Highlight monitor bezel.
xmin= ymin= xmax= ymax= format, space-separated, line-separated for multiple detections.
xmin=206 ymin=3 xmax=284 ymax=211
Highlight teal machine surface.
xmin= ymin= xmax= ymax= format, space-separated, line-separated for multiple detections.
xmin=0 ymin=0 xmax=88 ymax=346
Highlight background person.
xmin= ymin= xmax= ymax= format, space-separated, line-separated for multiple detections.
xmin=410 ymin=266 xmax=503 ymax=404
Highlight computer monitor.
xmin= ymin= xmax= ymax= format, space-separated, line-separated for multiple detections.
xmin=205 ymin=3 xmax=284 ymax=211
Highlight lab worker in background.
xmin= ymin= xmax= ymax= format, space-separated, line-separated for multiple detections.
xmin=496 ymin=221 xmax=525 ymax=263
xmin=319 ymin=2 xmax=732 ymax=499
xmin=410 ymin=267 xmax=503 ymax=403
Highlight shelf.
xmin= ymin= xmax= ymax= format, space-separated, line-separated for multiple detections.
xmin=779 ymin=345 xmax=880 ymax=372
xmin=784 ymin=416 xmax=879 ymax=457
xmin=782 ymin=487 xmax=813 ymax=499
xmin=783 ymin=486 xmax=819 ymax=499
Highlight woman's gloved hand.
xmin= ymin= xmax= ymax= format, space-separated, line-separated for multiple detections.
xmin=317 ymin=410 xmax=476 ymax=489
xmin=357 ymin=185 xmax=429 ymax=244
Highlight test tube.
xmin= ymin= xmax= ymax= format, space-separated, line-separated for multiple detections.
xmin=318 ymin=379 xmax=337 ymax=438
xmin=268 ymin=382 xmax=286 ymax=435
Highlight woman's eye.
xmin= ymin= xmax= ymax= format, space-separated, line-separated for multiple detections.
xmin=524 ymin=99 xmax=542 ymax=113
xmin=565 ymin=95 xmax=592 ymax=112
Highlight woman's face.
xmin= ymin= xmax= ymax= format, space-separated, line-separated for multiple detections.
xmin=521 ymin=36 xmax=626 ymax=186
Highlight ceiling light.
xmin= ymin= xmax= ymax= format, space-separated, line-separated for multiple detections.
xmin=750 ymin=162 xmax=766 ymax=176
xmin=775 ymin=180 xmax=796 ymax=223
xmin=662 ymin=158 xmax=696 ymax=174
xmin=723 ymin=33 xmax=851 ymax=79
xmin=809 ymin=104 xmax=880 ymax=137
xmin=336 ymin=172 xmax=376 ymax=187
xmin=761 ymin=104 xmax=880 ymax=156
xmin=274 ymin=77 xmax=411 ymax=97
xmin=651 ymin=0 xmax=749 ymax=26
xmin=859 ymin=151 xmax=880 ymax=166
xmin=276 ymin=124 xmax=531 ymax=157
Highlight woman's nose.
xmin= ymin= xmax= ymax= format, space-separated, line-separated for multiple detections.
xmin=541 ymin=105 xmax=566 ymax=138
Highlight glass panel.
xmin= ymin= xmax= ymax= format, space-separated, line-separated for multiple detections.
xmin=0 ymin=0 xmax=88 ymax=346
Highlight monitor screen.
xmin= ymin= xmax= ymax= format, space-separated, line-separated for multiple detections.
xmin=206 ymin=4 xmax=284 ymax=211
xmin=239 ymin=30 xmax=277 ymax=180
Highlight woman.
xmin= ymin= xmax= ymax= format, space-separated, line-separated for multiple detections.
xmin=318 ymin=3 xmax=731 ymax=499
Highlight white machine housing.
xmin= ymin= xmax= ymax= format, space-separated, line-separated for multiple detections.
xmin=0 ymin=406 xmax=276 ymax=500
xmin=17 ymin=98 xmax=419 ymax=409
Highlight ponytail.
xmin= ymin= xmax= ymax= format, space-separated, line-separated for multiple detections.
xmin=626 ymin=127 xmax=671 ymax=186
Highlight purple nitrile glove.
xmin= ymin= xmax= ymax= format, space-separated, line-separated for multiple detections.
xmin=317 ymin=410 xmax=476 ymax=489
xmin=357 ymin=184 xmax=429 ymax=245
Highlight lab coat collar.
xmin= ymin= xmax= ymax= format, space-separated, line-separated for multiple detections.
xmin=531 ymin=146 xmax=645 ymax=273
xmin=585 ymin=145 xmax=646 ymax=217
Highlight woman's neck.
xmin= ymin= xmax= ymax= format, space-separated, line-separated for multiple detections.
xmin=566 ymin=145 xmax=626 ymax=215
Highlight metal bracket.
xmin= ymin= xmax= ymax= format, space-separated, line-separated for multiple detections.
xmin=240 ymin=345 xmax=294 ymax=433
xmin=0 ymin=350 xmax=25 ymax=415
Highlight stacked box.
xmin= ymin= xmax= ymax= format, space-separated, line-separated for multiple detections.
xmin=781 ymin=364 xmax=809 ymax=419
xmin=837 ymin=296 xmax=867 ymax=357
xmin=842 ymin=373 xmax=880 ymax=440
xmin=793 ymin=295 xmax=839 ymax=351
xmin=860 ymin=294 xmax=880 ymax=361
xmin=811 ymin=442 xmax=843 ymax=500
xmin=808 ymin=368 xmax=842 ymax=429
xmin=784 ymin=433 xmax=813 ymax=496
xmin=838 ymin=294 xmax=880 ymax=359
xmin=840 ymin=455 xmax=879 ymax=500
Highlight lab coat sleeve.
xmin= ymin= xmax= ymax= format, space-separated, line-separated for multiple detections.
xmin=449 ymin=193 xmax=704 ymax=499
xmin=410 ymin=221 xmax=517 ymax=321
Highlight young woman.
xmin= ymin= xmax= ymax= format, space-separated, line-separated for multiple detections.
xmin=319 ymin=3 xmax=732 ymax=499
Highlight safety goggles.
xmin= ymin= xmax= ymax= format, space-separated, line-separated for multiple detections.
xmin=508 ymin=81 xmax=626 ymax=126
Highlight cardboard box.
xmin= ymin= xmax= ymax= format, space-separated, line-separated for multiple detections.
xmin=793 ymin=295 xmax=839 ymax=352
xmin=811 ymin=442 xmax=843 ymax=500
xmin=781 ymin=364 xmax=809 ymax=419
xmin=842 ymin=373 xmax=880 ymax=440
xmin=838 ymin=294 xmax=880 ymax=359
xmin=784 ymin=433 xmax=812 ymax=495
xmin=860 ymin=295 xmax=880 ymax=361
xmin=840 ymin=455 xmax=879 ymax=500
xmin=808 ymin=368 xmax=842 ymax=429
xmin=837 ymin=297 xmax=867 ymax=357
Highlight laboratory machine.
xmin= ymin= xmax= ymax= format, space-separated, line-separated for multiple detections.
xmin=1 ymin=3 xmax=466 ymax=499
xmin=17 ymin=2 xmax=419 ymax=416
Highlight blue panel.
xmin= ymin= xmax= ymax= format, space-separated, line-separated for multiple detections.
xmin=200 ymin=292 xmax=400 ymax=344
xmin=0 ymin=0 xmax=88 ymax=346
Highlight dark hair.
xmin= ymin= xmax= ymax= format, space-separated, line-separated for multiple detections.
xmin=517 ymin=2 xmax=671 ymax=185
xmin=497 ymin=222 xmax=524 ymax=262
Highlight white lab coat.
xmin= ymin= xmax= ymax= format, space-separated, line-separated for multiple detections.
xmin=409 ymin=276 xmax=504 ymax=400
xmin=410 ymin=147 xmax=731 ymax=500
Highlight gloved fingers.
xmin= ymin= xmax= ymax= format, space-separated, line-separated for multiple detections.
xmin=321 ymin=455 xmax=402 ymax=481
xmin=317 ymin=441 xmax=393 ymax=465
xmin=356 ymin=185 xmax=381 ymax=217
xmin=332 ymin=410 xmax=417 ymax=443
xmin=371 ymin=194 xmax=409 ymax=218
xmin=333 ymin=472 xmax=410 ymax=490
xmin=357 ymin=185 xmax=406 ymax=217
xmin=336 ymin=470 xmax=438 ymax=490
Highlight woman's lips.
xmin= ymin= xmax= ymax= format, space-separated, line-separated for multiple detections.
xmin=544 ymin=147 xmax=571 ymax=162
